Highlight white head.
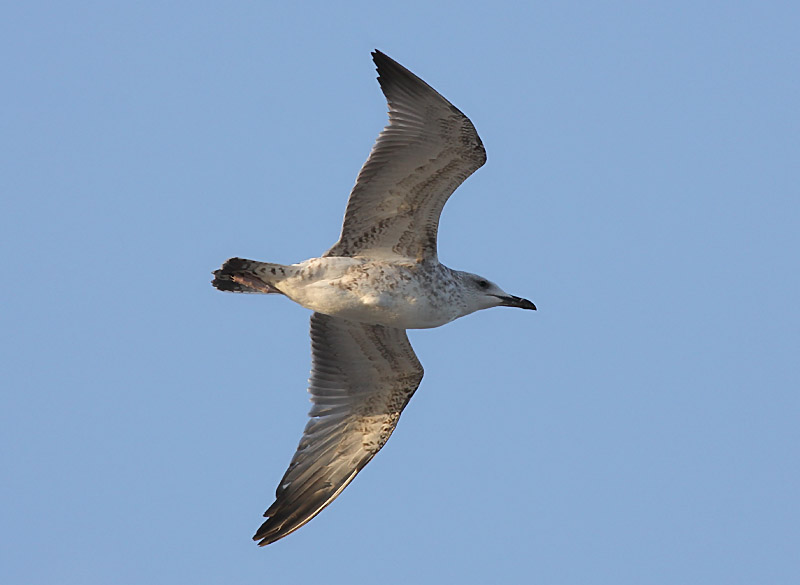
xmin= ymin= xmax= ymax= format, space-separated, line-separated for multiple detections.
xmin=457 ymin=271 xmax=537 ymax=316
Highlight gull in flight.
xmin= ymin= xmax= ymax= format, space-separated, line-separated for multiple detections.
xmin=213 ymin=50 xmax=536 ymax=546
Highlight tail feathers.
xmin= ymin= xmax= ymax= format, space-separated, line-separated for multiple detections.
xmin=212 ymin=257 xmax=286 ymax=294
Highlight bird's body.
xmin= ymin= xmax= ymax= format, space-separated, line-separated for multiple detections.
xmin=218 ymin=256 xmax=507 ymax=329
xmin=213 ymin=50 xmax=536 ymax=546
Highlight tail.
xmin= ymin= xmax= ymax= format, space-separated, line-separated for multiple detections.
xmin=212 ymin=257 xmax=288 ymax=294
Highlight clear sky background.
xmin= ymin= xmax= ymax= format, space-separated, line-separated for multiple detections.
xmin=2 ymin=2 xmax=798 ymax=584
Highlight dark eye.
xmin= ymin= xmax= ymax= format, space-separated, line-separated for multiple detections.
xmin=477 ymin=279 xmax=489 ymax=289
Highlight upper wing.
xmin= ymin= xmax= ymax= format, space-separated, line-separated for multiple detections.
xmin=325 ymin=50 xmax=486 ymax=262
xmin=253 ymin=312 xmax=424 ymax=546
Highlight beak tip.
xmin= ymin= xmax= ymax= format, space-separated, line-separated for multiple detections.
xmin=499 ymin=295 xmax=537 ymax=311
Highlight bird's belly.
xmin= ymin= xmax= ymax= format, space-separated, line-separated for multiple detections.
xmin=297 ymin=282 xmax=457 ymax=329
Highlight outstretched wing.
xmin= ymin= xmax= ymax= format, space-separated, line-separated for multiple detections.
xmin=325 ymin=50 xmax=486 ymax=262
xmin=253 ymin=312 xmax=424 ymax=546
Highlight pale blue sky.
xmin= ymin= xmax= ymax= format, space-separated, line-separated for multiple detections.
xmin=2 ymin=2 xmax=798 ymax=584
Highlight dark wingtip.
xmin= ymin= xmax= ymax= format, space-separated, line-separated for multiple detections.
xmin=252 ymin=516 xmax=291 ymax=547
xmin=370 ymin=49 xmax=429 ymax=97
xmin=371 ymin=49 xmax=399 ymax=80
xmin=252 ymin=526 xmax=274 ymax=547
xmin=371 ymin=48 xmax=387 ymax=62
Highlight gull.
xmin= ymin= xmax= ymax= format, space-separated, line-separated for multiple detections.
xmin=212 ymin=50 xmax=536 ymax=546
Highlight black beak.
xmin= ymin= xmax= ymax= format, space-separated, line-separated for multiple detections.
xmin=496 ymin=295 xmax=537 ymax=310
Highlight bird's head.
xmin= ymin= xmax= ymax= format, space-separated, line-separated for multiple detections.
xmin=458 ymin=272 xmax=537 ymax=315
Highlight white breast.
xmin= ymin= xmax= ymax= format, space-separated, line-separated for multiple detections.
xmin=279 ymin=258 xmax=464 ymax=329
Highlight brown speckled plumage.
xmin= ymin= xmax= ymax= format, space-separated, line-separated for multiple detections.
xmin=212 ymin=50 xmax=535 ymax=547
xmin=325 ymin=50 xmax=486 ymax=262
xmin=252 ymin=313 xmax=423 ymax=545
